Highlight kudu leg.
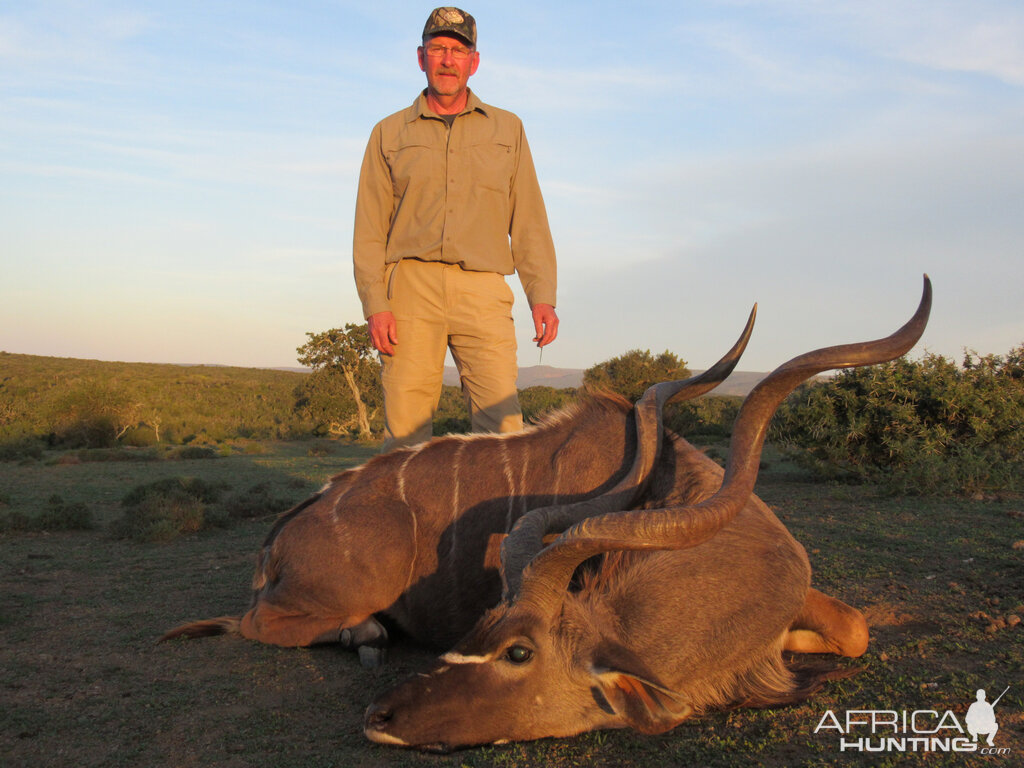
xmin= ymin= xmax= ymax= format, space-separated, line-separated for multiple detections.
xmin=239 ymin=603 xmax=375 ymax=648
xmin=784 ymin=588 xmax=869 ymax=658
xmin=341 ymin=617 xmax=390 ymax=668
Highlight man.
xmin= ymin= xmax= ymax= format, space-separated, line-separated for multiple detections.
xmin=966 ymin=688 xmax=1002 ymax=747
xmin=353 ymin=7 xmax=558 ymax=447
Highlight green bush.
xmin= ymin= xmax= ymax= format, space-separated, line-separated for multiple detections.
xmin=112 ymin=477 xmax=232 ymax=542
xmin=771 ymin=345 xmax=1024 ymax=494
xmin=223 ymin=482 xmax=298 ymax=520
xmin=77 ymin=447 xmax=160 ymax=463
xmin=0 ymin=436 xmax=45 ymax=463
xmin=519 ymin=386 xmax=576 ymax=423
xmin=38 ymin=495 xmax=95 ymax=531
xmin=120 ymin=477 xmax=225 ymax=509
xmin=0 ymin=510 xmax=32 ymax=532
xmin=174 ymin=446 xmax=217 ymax=460
xmin=584 ymin=349 xmax=689 ymax=403
xmin=110 ymin=496 xmax=216 ymax=543
xmin=434 ymin=385 xmax=470 ymax=434
xmin=664 ymin=395 xmax=742 ymax=439
xmin=0 ymin=495 xmax=94 ymax=533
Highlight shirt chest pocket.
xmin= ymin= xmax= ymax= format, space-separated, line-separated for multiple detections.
xmin=466 ymin=141 xmax=515 ymax=194
xmin=386 ymin=142 xmax=436 ymax=196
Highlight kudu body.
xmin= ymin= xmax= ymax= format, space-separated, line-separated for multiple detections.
xmin=162 ymin=308 xmax=758 ymax=652
xmin=363 ymin=278 xmax=932 ymax=751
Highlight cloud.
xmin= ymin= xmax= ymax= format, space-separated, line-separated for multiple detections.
xmin=758 ymin=0 xmax=1024 ymax=86
xmin=539 ymin=112 xmax=1024 ymax=369
xmin=95 ymin=10 xmax=154 ymax=41
xmin=0 ymin=2 xmax=155 ymax=75
xmin=892 ymin=17 xmax=1024 ymax=86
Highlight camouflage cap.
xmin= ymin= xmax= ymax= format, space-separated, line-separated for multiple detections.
xmin=422 ymin=7 xmax=477 ymax=47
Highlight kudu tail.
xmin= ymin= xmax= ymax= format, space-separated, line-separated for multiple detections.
xmin=159 ymin=616 xmax=242 ymax=642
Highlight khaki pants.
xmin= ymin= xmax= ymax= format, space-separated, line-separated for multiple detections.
xmin=381 ymin=259 xmax=522 ymax=448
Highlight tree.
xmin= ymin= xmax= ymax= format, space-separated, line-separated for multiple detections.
xmin=296 ymin=324 xmax=382 ymax=439
xmin=583 ymin=349 xmax=690 ymax=403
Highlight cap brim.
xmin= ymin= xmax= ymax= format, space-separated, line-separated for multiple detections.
xmin=424 ymin=29 xmax=474 ymax=47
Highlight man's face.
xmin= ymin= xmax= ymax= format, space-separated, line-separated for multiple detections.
xmin=418 ymin=34 xmax=480 ymax=99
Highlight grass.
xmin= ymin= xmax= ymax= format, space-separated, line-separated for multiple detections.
xmin=1 ymin=439 xmax=1022 ymax=767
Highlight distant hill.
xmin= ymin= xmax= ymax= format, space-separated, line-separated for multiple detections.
xmin=443 ymin=365 xmax=769 ymax=397
xmin=83 ymin=360 xmax=768 ymax=396
xmin=442 ymin=365 xmax=585 ymax=390
xmin=1 ymin=351 xmax=766 ymax=400
xmin=0 ymin=353 xmax=774 ymax=449
xmin=691 ymin=370 xmax=769 ymax=398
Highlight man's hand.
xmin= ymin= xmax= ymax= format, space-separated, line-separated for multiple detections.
xmin=368 ymin=311 xmax=398 ymax=355
xmin=532 ymin=303 xmax=559 ymax=348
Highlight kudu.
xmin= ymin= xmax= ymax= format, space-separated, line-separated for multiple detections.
xmin=363 ymin=277 xmax=932 ymax=751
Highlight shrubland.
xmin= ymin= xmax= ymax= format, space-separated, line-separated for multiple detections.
xmin=4 ymin=338 xmax=1022 ymax=496
xmin=0 ymin=352 xmax=312 ymax=449
xmin=0 ymin=350 xmax=569 ymax=452
xmin=771 ymin=345 xmax=1024 ymax=495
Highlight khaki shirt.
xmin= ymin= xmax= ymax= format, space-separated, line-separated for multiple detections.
xmin=353 ymin=90 xmax=557 ymax=319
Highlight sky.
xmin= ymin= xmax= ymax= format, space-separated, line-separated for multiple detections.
xmin=2 ymin=0 xmax=1022 ymax=373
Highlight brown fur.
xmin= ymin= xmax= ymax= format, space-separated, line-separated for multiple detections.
xmin=160 ymin=616 xmax=240 ymax=641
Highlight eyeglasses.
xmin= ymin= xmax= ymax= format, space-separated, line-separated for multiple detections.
xmin=424 ymin=44 xmax=474 ymax=60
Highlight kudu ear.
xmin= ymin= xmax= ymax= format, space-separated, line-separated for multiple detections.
xmin=590 ymin=642 xmax=693 ymax=734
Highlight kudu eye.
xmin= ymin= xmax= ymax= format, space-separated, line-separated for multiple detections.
xmin=505 ymin=645 xmax=533 ymax=664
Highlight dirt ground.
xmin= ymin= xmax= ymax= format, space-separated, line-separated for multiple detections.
xmin=2 ymin=451 xmax=1022 ymax=767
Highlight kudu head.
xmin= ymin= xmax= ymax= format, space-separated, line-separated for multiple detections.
xmin=364 ymin=278 xmax=932 ymax=751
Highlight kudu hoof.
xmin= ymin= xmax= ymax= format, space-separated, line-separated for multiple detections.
xmin=359 ymin=645 xmax=386 ymax=669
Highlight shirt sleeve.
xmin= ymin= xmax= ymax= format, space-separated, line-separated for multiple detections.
xmin=352 ymin=123 xmax=394 ymax=319
xmin=508 ymin=125 xmax=558 ymax=308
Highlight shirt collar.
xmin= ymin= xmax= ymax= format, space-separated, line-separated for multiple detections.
xmin=408 ymin=89 xmax=488 ymax=122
